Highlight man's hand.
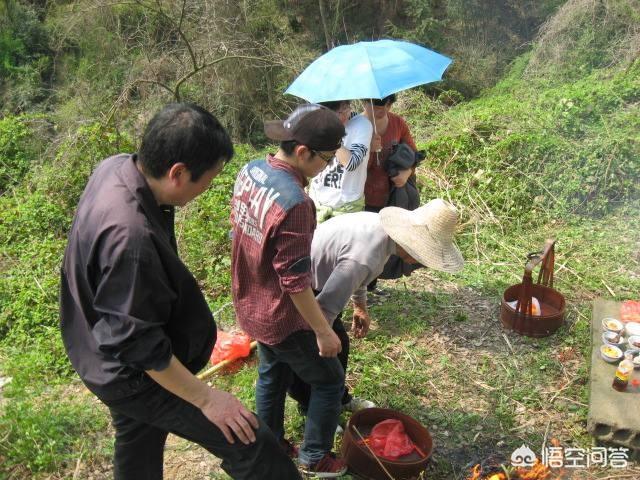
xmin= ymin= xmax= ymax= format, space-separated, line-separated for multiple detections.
xmin=289 ymin=287 xmax=342 ymax=358
xmin=316 ymin=328 xmax=342 ymax=357
xmin=146 ymin=355 xmax=258 ymax=446
xmin=200 ymin=388 xmax=259 ymax=444
xmin=352 ymin=306 xmax=371 ymax=338
xmin=390 ymin=168 xmax=412 ymax=188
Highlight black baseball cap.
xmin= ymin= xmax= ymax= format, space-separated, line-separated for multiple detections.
xmin=264 ymin=104 xmax=345 ymax=151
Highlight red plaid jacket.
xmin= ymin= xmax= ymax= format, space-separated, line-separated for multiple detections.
xmin=230 ymin=155 xmax=316 ymax=345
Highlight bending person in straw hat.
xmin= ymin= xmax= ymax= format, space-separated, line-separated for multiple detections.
xmin=288 ymin=198 xmax=464 ymax=414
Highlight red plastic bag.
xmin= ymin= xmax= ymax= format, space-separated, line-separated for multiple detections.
xmin=621 ymin=300 xmax=640 ymax=323
xmin=368 ymin=419 xmax=416 ymax=460
xmin=210 ymin=331 xmax=252 ymax=365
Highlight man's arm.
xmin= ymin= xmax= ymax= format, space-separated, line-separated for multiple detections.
xmin=335 ymin=146 xmax=351 ymax=167
xmin=316 ymin=259 xmax=372 ymax=338
xmin=146 ymin=356 xmax=258 ymax=444
xmin=272 ymin=202 xmax=341 ymax=357
xmin=289 ymin=287 xmax=342 ymax=357
xmin=316 ymin=259 xmax=370 ymax=322
xmin=336 ymin=117 xmax=373 ymax=171
xmin=93 ymin=232 xmax=256 ymax=445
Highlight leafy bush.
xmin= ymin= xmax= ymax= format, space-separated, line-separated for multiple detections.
xmin=0 ymin=115 xmax=37 ymax=192
xmin=0 ymin=1 xmax=52 ymax=111
xmin=0 ymin=235 xmax=65 ymax=340
xmin=389 ymin=0 xmax=564 ymax=96
xmin=0 ymin=122 xmax=133 ymax=358
xmin=33 ymin=122 xmax=134 ymax=212
xmin=526 ymin=0 xmax=640 ymax=80
xmin=178 ymin=145 xmax=263 ymax=299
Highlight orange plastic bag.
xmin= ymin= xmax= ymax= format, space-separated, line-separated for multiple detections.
xmin=210 ymin=331 xmax=252 ymax=365
xmin=368 ymin=419 xmax=416 ymax=460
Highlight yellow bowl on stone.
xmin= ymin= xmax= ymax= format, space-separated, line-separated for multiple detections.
xmin=600 ymin=344 xmax=623 ymax=364
xmin=602 ymin=318 xmax=624 ymax=334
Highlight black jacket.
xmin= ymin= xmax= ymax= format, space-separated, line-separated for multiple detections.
xmin=60 ymin=154 xmax=216 ymax=402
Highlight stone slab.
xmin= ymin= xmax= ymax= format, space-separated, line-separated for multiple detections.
xmin=587 ymin=299 xmax=640 ymax=449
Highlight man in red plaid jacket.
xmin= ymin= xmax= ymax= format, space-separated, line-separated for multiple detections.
xmin=231 ymin=104 xmax=350 ymax=478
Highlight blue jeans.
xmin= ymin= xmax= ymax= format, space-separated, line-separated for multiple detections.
xmin=256 ymin=330 xmax=345 ymax=465
xmin=288 ymin=315 xmax=352 ymax=409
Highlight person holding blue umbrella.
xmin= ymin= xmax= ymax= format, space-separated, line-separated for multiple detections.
xmin=362 ymin=93 xmax=417 ymax=212
xmin=361 ymin=93 xmax=424 ymax=289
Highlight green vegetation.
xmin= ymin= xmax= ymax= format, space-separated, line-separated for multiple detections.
xmin=1 ymin=0 xmax=639 ymax=478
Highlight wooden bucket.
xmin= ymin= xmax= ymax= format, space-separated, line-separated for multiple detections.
xmin=341 ymin=407 xmax=433 ymax=480
xmin=500 ymin=239 xmax=565 ymax=337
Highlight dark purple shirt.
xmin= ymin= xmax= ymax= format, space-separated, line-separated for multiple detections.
xmin=230 ymin=155 xmax=316 ymax=345
xmin=60 ymin=154 xmax=216 ymax=402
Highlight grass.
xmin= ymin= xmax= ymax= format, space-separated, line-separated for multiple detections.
xmin=1 ymin=30 xmax=639 ymax=480
xmin=180 ymin=197 xmax=640 ymax=479
xmin=2 ymin=178 xmax=639 ymax=479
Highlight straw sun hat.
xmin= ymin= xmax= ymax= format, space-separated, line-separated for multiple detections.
xmin=380 ymin=199 xmax=464 ymax=274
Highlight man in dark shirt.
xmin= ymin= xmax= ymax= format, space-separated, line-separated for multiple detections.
xmin=60 ymin=103 xmax=301 ymax=480
xmin=231 ymin=104 xmax=349 ymax=477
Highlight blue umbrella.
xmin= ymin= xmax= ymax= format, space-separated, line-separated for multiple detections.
xmin=285 ymin=39 xmax=452 ymax=102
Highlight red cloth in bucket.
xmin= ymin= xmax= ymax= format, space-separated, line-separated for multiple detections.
xmin=210 ymin=331 xmax=252 ymax=364
xmin=368 ymin=419 xmax=416 ymax=460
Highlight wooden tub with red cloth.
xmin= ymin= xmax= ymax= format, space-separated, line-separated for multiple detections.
xmin=341 ymin=407 xmax=433 ymax=480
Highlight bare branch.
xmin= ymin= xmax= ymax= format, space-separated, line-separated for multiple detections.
xmin=134 ymin=78 xmax=176 ymax=97
xmin=174 ymin=54 xmax=273 ymax=101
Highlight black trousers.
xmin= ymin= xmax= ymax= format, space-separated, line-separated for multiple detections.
xmin=106 ymin=382 xmax=302 ymax=480
xmin=288 ymin=314 xmax=352 ymax=409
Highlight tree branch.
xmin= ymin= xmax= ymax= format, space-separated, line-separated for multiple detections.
xmin=133 ymin=78 xmax=176 ymax=97
xmin=174 ymin=54 xmax=272 ymax=101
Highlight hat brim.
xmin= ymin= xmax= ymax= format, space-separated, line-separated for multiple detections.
xmin=380 ymin=206 xmax=464 ymax=274
xmin=264 ymin=120 xmax=293 ymax=142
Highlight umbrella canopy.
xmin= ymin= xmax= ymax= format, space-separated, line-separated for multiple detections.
xmin=285 ymin=39 xmax=452 ymax=103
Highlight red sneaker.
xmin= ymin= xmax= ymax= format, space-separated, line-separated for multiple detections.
xmin=299 ymin=452 xmax=347 ymax=478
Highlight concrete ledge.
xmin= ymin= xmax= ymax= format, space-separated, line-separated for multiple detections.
xmin=587 ymin=299 xmax=640 ymax=451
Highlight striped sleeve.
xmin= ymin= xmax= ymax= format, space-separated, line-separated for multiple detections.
xmin=345 ymin=143 xmax=369 ymax=172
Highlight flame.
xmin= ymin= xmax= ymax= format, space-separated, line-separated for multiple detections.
xmin=467 ymin=460 xmax=555 ymax=480
xmin=469 ymin=465 xmax=482 ymax=480
xmin=514 ymin=460 xmax=552 ymax=480
xmin=467 ymin=464 xmax=507 ymax=480
xmin=467 ymin=440 xmax=565 ymax=480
